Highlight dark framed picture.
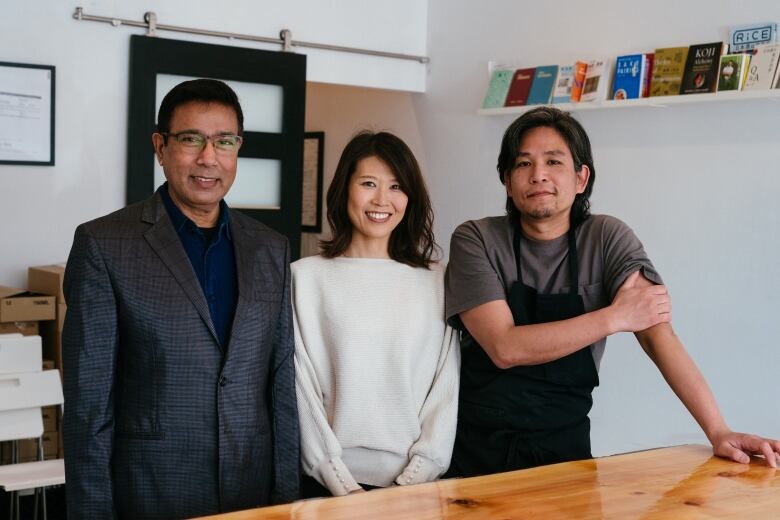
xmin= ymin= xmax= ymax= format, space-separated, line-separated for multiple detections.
xmin=0 ymin=61 xmax=55 ymax=165
xmin=302 ymin=131 xmax=324 ymax=232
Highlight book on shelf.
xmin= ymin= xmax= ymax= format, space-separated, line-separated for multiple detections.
xmin=527 ymin=65 xmax=559 ymax=105
xmin=680 ymin=42 xmax=727 ymax=94
xmin=552 ymin=65 xmax=575 ymax=104
xmin=482 ymin=69 xmax=515 ymax=108
xmin=580 ymin=58 xmax=612 ymax=102
xmin=716 ymin=54 xmax=750 ymax=91
xmin=612 ymin=54 xmax=647 ymax=100
xmin=504 ymin=68 xmax=536 ymax=106
xmin=743 ymin=42 xmax=780 ymax=90
xmin=729 ymin=22 xmax=778 ymax=53
xmin=642 ymin=53 xmax=654 ymax=98
xmin=570 ymin=61 xmax=589 ymax=102
xmin=650 ymin=47 xmax=688 ymax=96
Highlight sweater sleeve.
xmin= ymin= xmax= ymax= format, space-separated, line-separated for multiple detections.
xmin=293 ymin=303 xmax=362 ymax=496
xmin=395 ymin=322 xmax=461 ymax=486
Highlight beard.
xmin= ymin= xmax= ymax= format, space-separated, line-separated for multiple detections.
xmin=526 ymin=207 xmax=554 ymax=219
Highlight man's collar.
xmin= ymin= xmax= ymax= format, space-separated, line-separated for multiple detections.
xmin=158 ymin=182 xmax=232 ymax=239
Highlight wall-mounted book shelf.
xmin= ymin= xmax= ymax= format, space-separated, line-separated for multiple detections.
xmin=477 ymin=88 xmax=780 ymax=116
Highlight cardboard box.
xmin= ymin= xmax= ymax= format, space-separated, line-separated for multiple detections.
xmin=28 ymin=264 xmax=66 ymax=304
xmin=0 ymin=432 xmax=58 ymax=464
xmin=28 ymin=264 xmax=68 ymax=372
xmin=58 ymin=427 xmax=64 ymax=459
xmin=0 ymin=321 xmax=39 ymax=336
xmin=41 ymin=303 xmax=66 ymax=374
xmin=42 ymin=406 xmax=58 ymax=433
xmin=0 ymin=286 xmax=56 ymax=323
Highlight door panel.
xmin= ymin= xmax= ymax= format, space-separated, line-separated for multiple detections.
xmin=127 ymin=35 xmax=306 ymax=258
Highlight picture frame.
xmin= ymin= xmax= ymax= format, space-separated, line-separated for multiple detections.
xmin=302 ymin=131 xmax=324 ymax=232
xmin=0 ymin=61 xmax=56 ymax=165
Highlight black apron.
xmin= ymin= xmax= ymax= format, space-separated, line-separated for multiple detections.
xmin=449 ymin=224 xmax=600 ymax=477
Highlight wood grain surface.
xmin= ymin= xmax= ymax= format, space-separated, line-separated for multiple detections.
xmin=196 ymin=445 xmax=779 ymax=519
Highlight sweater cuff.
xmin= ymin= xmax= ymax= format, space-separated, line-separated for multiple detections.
xmin=317 ymin=455 xmax=362 ymax=496
xmin=394 ymin=454 xmax=442 ymax=486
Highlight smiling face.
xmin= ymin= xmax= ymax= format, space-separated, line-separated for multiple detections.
xmin=346 ymin=155 xmax=408 ymax=256
xmin=152 ymin=101 xmax=241 ymax=226
xmin=505 ymin=126 xmax=590 ymax=228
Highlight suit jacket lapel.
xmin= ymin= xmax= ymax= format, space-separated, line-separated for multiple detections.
xmin=141 ymin=193 xmax=221 ymax=348
xmin=228 ymin=213 xmax=255 ymax=342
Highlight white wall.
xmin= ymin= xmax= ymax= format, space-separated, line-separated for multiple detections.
xmin=2 ymin=0 xmax=777 ymax=460
xmin=0 ymin=0 xmax=427 ymax=287
xmin=421 ymin=0 xmax=780 ymax=456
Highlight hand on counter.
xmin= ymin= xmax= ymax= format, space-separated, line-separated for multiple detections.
xmin=710 ymin=431 xmax=780 ymax=468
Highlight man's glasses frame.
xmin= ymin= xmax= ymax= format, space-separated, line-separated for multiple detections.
xmin=161 ymin=131 xmax=243 ymax=153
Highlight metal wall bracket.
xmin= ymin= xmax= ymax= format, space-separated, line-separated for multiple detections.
xmin=71 ymin=7 xmax=430 ymax=64
xmin=144 ymin=11 xmax=157 ymax=37
xmin=280 ymin=29 xmax=293 ymax=52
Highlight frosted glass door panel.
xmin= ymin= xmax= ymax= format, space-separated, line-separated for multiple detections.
xmin=153 ymin=157 xmax=281 ymax=209
xmin=228 ymin=158 xmax=281 ymax=209
xmin=156 ymin=74 xmax=283 ymax=133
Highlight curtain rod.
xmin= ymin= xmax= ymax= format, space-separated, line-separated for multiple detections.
xmin=72 ymin=7 xmax=430 ymax=64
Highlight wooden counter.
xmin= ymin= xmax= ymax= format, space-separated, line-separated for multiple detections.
xmin=197 ymin=445 xmax=779 ymax=519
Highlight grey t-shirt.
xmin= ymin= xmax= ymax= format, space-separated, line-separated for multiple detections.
xmin=445 ymin=214 xmax=662 ymax=370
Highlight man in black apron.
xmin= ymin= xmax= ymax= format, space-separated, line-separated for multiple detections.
xmin=445 ymin=106 xmax=780 ymax=477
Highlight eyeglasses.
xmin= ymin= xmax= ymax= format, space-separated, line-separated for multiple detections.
xmin=162 ymin=132 xmax=243 ymax=153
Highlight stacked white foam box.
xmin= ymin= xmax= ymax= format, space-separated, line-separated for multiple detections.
xmin=0 ymin=334 xmax=63 ymax=462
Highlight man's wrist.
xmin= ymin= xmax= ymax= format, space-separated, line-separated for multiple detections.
xmin=598 ymin=306 xmax=620 ymax=336
xmin=703 ymin=421 xmax=731 ymax=444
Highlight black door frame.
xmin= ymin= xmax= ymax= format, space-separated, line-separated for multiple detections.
xmin=127 ymin=35 xmax=306 ymax=258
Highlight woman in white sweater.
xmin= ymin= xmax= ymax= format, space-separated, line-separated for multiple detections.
xmin=292 ymin=131 xmax=460 ymax=497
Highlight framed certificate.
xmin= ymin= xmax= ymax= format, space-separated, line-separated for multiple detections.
xmin=0 ymin=62 xmax=55 ymax=165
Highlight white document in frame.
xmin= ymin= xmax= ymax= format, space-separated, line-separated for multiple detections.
xmin=0 ymin=65 xmax=52 ymax=162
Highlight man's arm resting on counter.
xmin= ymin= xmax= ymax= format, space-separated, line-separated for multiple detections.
xmin=460 ymin=270 xmax=670 ymax=369
xmin=636 ymin=322 xmax=780 ymax=468
xmin=628 ymin=273 xmax=780 ymax=468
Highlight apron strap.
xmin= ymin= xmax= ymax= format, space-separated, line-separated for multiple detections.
xmin=566 ymin=226 xmax=579 ymax=294
xmin=512 ymin=223 xmax=524 ymax=284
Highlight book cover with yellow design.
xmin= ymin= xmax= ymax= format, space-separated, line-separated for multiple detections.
xmin=650 ymin=46 xmax=688 ymax=97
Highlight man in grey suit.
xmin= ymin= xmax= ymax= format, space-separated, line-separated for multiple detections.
xmin=62 ymin=79 xmax=299 ymax=519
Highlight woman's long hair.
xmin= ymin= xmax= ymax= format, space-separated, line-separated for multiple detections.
xmin=320 ymin=131 xmax=439 ymax=268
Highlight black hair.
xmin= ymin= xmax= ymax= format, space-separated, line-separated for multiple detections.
xmin=156 ymin=79 xmax=244 ymax=138
xmin=496 ymin=106 xmax=595 ymax=226
xmin=320 ymin=131 xmax=439 ymax=268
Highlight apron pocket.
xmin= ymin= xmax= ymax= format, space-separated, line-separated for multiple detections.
xmin=458 ymin=400 xmax=506 ymax=429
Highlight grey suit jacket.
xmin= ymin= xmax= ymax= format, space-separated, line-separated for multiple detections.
xmin=62 ymin=192 xmax=299 ymax=519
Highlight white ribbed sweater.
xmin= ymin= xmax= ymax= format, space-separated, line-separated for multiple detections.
xmin=291 ymin=256 xmax=460 ymax=496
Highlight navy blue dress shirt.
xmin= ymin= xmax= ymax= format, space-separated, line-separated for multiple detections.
xmin=160 ymin=183 xmax=238 ymax=349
